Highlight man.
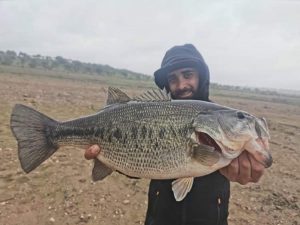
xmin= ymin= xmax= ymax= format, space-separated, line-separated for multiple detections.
xmin=85 ymin=44 xmax=265 ymax=225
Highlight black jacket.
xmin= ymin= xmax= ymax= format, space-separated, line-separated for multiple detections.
xmin=144 ymin=172 xmax=230 ymax=225
xmin=147 ymin=44 xmax=230 ymax=225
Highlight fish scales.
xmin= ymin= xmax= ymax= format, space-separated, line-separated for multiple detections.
xmin=46 ymin=101 xmax=200 ymax=178
xmin=10 ymin=87 xmax=272 ymax=201
xmin=95 ymin=102 xmax=199 ymax=177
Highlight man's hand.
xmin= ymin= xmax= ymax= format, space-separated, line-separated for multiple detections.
xmin=219 ymin=151 xmax=265 ymax=185
xmin=84 ymin=145 xmax=101 ymax=160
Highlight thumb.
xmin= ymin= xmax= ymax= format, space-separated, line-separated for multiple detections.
xmin=84 ymin=145 xmax=100 ymax=160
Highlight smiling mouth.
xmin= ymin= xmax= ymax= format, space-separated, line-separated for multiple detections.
xmin=176 ymin=91 xmax=193 ymax=98
xmin=180 ymin=91 xmax=192 ymax=96
xmin=197 ymin=132 xmax=222 ymax=153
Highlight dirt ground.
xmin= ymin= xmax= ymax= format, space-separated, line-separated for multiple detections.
xmin=0 ymin=73 xmax=299 ymax=225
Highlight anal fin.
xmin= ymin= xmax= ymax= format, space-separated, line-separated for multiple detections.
xmin=172 ymin=177 xmax=194 ymax=201
xmin=92 ymin=158 xmax=113 ymax=181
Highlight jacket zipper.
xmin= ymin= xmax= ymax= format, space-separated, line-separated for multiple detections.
xmin=217 ymin=197 xmax=221 ymax=225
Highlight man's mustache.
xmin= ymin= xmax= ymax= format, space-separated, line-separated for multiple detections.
xmin=174 ymin=88 xmax=195 ymax=97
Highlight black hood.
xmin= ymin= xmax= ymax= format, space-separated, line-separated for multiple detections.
xmin=154 ymin=44 xmax=210 ymax=101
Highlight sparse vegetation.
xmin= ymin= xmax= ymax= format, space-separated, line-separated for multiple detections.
xmin=1 ymin=50 xmax=299 ymax=105
xmin=0 ymin=50 xmax=152 ymax=81
xmin=0 ymin=69 xmax=299 ymax=225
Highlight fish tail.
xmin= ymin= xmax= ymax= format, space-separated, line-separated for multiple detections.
xmin=10 ymin=104 xmax=59 ymax=173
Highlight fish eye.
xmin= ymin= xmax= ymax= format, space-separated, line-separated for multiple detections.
xmin=237 ymin=112 xmax=245 ymax=119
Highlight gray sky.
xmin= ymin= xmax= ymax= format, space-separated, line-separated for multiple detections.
xmin=1 ymin=0 xmax=299 ymax=90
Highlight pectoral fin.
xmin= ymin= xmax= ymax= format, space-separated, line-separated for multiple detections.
xmin=92 ymin=158 xmax=113 ymax=181
xmin=172 ymin=177 xmax=194 ymax=201
xmin=192 ymin=143 xmax=220 ymax=166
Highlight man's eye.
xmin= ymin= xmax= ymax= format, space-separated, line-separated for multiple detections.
xmin=168 ymin=76 xmax=176 ymax=83
xmin=183 ymin=72 xmax=193 ymax=78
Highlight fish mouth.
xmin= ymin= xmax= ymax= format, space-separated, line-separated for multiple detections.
xmin=197 ymin=132 xmax=222 ymax=153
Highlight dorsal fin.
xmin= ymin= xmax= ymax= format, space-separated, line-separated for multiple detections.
xmin=133 ymin=89 xmax=171 ymax=102
xmin=106 ymin=87 xmax=131 ymax=105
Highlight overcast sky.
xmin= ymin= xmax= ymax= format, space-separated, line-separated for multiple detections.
xmin=0 ymin=0 xmax=299 ymax=90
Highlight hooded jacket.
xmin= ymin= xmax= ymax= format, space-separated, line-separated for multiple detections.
xmin=145 ymin=44 xmax=230 ymax=225
xmin=154 ymin=44 xmax=210 ymax=101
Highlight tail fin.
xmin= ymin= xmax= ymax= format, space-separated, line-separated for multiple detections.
xmin=10 ymin=104 xmax=59 ymax=173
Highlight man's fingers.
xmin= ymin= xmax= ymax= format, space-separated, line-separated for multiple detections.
xmin=248 ymin=154 xmax=265 ymax=183
xmin=223 ymin=157 xmax=239 ymax=182
xmin=84 ymin=145 xmax=101 ymax=160
xmin=237 ymin=152 xmax=252 ymax=185
xmin=220 ymin=152 xmax=266 ymax=184
xmin=219 ymin=166 xmax=228 ymax=178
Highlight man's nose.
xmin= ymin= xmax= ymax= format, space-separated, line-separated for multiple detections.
xmin=177 ymin=78 xmax=188 ymax=90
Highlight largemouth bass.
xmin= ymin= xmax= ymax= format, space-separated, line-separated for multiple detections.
xmin=10 ymin=87 xmax=272 ymax=201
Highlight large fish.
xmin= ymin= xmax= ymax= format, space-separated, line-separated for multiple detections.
xmin=10 ymin=87 xmax=272 ymax=201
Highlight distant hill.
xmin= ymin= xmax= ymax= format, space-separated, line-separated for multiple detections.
xmin=0 ymin=50 xmax=151 ymax=81
xmin=1 ymin=50 xmax=299 ymax=103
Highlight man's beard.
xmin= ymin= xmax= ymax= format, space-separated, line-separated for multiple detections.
xmin=171 ymin=87 xmax=196 ymax=100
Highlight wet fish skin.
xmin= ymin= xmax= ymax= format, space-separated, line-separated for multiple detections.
xmin=11 ymin=100 xmax=220 ymax=176
xmin=10 ymin=87 xmax=272 ymax=201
